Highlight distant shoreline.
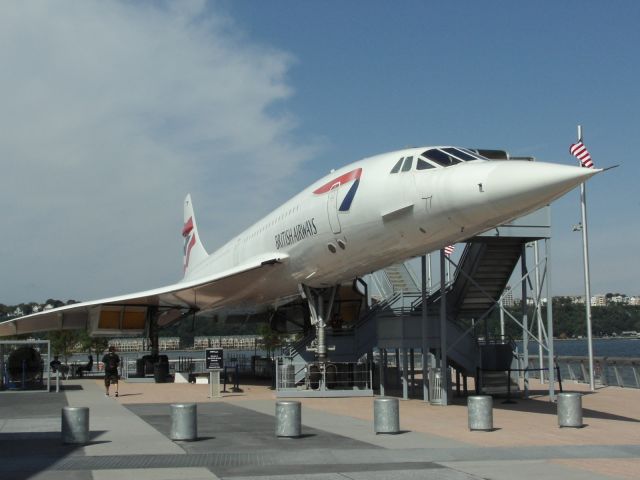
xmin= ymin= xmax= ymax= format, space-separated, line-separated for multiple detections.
xmin=556 ymin=336 xmax=639 ymax=341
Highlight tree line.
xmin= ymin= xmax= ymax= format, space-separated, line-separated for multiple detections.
xmin=2 ymin=298 xmax=639 ymax=351
xmin=484 ymin=299 xmax=640 ymax=339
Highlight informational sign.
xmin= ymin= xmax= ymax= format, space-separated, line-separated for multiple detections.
xmin=205 ymin=348 xmax=224 ymax=370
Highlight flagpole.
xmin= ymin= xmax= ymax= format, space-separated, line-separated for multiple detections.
xmin=577 ymin=125 xmax=595 ymax=391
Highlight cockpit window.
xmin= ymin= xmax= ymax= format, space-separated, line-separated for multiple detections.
xmin=461 ymin=148 xmax=487 ymax=159
xmin=401 ymin=156 xmax=413 ymax=172
xmin=422 ymin=149 xmax=462 ymax=167
xmin=390 ymin=157 xmax=403 ymax=174
xmin=443 ymin=147 xmax=477 ymax=161
xmin=417 ymin=158 xmax=435 ymax=170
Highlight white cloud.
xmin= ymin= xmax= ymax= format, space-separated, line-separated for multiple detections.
xmin=0 ymin=1 xmax=313 ymax=303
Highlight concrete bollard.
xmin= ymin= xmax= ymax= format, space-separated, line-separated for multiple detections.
xmin=373 ymin=397 xmax=400 ymax=434
xmin=170 ymin=403 xmax=198 ymax=440
xmin=61 ymin=406 xmax=90 ymax=444
xmin=468 ymin=395 xmax=493 ymax=431
xmin=557 ymin=392 xmax=583 ymax=428
xmin=275 ymin=400 xmax=301 ymax=437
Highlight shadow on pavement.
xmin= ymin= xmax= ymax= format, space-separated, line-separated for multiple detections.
xmin=126 ymin=402 xmax=382 ymax=454
xmin=0 ymin=430 xmax=108 ymax=478
xmin=488 ymin=390 xmax=640 ymax=423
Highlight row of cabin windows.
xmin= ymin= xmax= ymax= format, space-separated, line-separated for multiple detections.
xmin=245 ymin=204 xmax=302 ymax=242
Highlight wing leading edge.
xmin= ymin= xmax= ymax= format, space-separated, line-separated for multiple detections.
xmin=0 ymin=254 xmax=289 ymax=337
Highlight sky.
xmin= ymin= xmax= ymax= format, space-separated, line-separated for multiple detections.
xmin=1 ymin=0 xmax=638 ymax=305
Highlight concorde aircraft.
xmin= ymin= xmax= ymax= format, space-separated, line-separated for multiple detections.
xmin=0 ymin=146 xmax=599 ymax=360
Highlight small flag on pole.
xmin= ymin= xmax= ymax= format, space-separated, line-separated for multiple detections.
xmin=444 ymin=245 xmax=455 ymax=256
xmin=570 ymin=141 xmax=594 ymax=169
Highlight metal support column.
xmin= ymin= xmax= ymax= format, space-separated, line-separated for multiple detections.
xmin=499 ymin=298 xmax=505 ymax=338
xmin=421 ymin=255 xmax=429 ymax=402
xmin=534 ymin=241 xmax=545 ymax=383
xmin=410 ymin=348 xmax=415 ymax=397
xmin=379 ymin=349 xmax=386 ymax=396
xmin=521 ymin=244 xmax=529 ymax=398
xmin=402 ymin=348 xmax=409 ymax=399
xmin=440 ymin=248 xmax=449 ymax=405
xmin=395 ymin=350 xmax=401 ymax=388
xmin=546 ymin=238 xmax=556 ymax=401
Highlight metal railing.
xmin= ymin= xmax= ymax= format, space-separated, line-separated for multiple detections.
xmin=525 ymin=355 xmax=640 ymax=389
xmin=275 ymin=358 xmax=372 ymax=393
xmin=476 ymin=365 xmax=563 ymax=397
xmin=118 ymin=352 xmax=259 ymax=380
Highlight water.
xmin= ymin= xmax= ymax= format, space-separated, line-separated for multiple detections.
xmin=64 ymin=339 xmax=640 ymax=363
xmin=518 ymin=338 xmax=640 ymax=358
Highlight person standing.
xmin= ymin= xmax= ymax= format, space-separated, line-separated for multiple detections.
xmin=50 ymin=355 xmax=62 ymax=373
xmin=101 ymin=346 xmax=120 ymax=397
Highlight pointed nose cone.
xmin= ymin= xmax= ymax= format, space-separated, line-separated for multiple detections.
xmin=443 ymin=160 xmax=600 ymax=231
xmin=485 ymin=161 xmax=599 ymax=220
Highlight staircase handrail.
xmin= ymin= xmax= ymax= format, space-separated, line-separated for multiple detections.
xmin=411 ymin=281 xmax=452 ymax=311
xmin=287 ymin=330 xmax=316 ymax=359
xmin=370 ymin=270 xmax=394 ymax=299
xmin=403 ymin=261 xmax=421 ymax=292
xmin=355 ymin=291 xmax=402 ymax=330
xmin=451 ymin=241 xmax=474 ymax=284
xmin=445 ymin=242 xmax=485 ymax=309
xmin=409 ymin=280 xmax=447 ymax=310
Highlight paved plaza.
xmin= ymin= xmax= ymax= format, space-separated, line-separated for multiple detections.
xmin=1 ymin=377 xmax=639 ymax=479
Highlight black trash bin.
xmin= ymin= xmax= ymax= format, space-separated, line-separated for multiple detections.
xmin=142 ymin=355 xmax=155 ymax=375
xmin=135 ymin=359 xmax=145 ymax=377
xmin=153 ymin=362 xmax=169 ymax=383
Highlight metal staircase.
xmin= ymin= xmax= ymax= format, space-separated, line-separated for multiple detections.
xmin=382 ymin=263 xmax=420 ymax=294
xmin=446 ymin=238 xmax=523 ymax=321
xmin=278 ymin=194 xmax=551 ymax=396
xmin=411 ymin=238 xmax=523 ymax=322
xmin=404 ymin=238 xmax=524 ymax=376
xmin=283 ymin=238 xmax=525 ymax=380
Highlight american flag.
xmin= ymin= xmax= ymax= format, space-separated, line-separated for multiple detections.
xmin=444 ymin=244 xmax=455 ymax=256
xmin=570 ymin=141 xmax=594 ymax=169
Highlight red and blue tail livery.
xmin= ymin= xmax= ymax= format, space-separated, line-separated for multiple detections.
xmin=181 ymin=194 xmax=208 ymax=278
xmin=182 ymin=217 xmax=197 ymax=272
xmin=313 ymin=168 xmax=362 ymax=212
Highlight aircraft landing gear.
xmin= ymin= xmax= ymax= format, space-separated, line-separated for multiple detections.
xmin=301 ymin=285 xmax=338 ymax=362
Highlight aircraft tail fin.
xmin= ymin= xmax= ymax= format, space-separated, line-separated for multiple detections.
xmin=182 ymin=194 xmax=209 ymax=278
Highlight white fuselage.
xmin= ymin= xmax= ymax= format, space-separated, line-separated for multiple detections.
xmin=181 ymin=146 xmax=596 ymax=312
xmin=0 ymin=145 xmax=600 ymax=339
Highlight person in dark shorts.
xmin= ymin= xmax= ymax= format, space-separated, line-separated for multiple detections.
xmin=101 ymin=346 xmax=120 ymax=397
